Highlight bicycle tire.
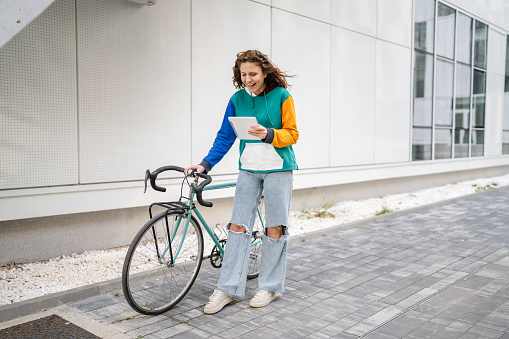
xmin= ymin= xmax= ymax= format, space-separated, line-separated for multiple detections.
xmin=122 ymin=210 xmax=204 ymax=315
xmin=247 ymin=197 xmax=264 ymax=279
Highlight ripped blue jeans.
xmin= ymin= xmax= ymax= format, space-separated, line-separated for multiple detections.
xmin=217 ymin=170 xmax=293 ymax=297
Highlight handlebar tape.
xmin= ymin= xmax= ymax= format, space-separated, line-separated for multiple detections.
xmin=145 ymin=166 xmax=213 ymax=207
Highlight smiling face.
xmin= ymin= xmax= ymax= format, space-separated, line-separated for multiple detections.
xmin=240 ymin=62 xmax=267 ymax=96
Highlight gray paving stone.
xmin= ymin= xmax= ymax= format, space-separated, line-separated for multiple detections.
xmin=459 ymin=325 xmax=506 ymax=338
xmin=456 ymin=311 xmax=485 ymax=325
xmin=40 ymin=186 xmax=509 ymax=339
xmin=139 ymin=322 xmax=193 ymax=339
xmin=173 ymin=328 xmax=212 ymax=338
xmin=235 ymin=326 xmax=284 ymax=338
xmin=476 ymin=312 xmax=509 ymax=332
xmin=375 ymin=310 xmax=433 ymax=337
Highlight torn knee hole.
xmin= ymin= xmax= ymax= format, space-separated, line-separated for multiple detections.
xmin=228 ymin=223 xmax=251 ymax=235
xmin=265 ymin=226 xmax=287 ymax=236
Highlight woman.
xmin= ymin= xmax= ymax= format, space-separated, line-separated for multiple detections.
xmin=185 ymin=49 xmax=298 ymax=314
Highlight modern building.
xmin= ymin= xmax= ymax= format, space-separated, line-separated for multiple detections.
xmin=1 ymin=0 xmax=509 ymax=265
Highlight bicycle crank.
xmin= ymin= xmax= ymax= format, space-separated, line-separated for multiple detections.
xmin=210 ymin=239 xmax=227 ymax=268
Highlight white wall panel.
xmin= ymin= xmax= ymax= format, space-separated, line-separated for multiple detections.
xmin=77 ymin=0 xmax=191 ymax=183
xmin=0 ymin=0 xmax=78 ymax=190
xmin=484 ymin=73 xmax=505 ymax=156
xmin=374 ymin=40 xmax=411 ymax=164
xmin=331 ymin=0 xmax=376 ymax=37
xmin=470 ymin=0 xmax=506 ymax=30
xmin=251 ymin=0 xmax=271 ymax=6
xmin=272 ymin=0 xmax=331 ymax=23
xmin=330 ymin=27 xmax=376 ymax=167
xmin=376 ymin=0 xmax=412 ymax=47
xmin=503 ymin=6 xmax=509 ymax=32
xmin=487 ymin=29 xmax=506 ymax=76
xmin=443 ymin=0 xmax=509 ymax=32
xmin=442 ymin=0 xmax=469 ymax=12
xmin=192 ymin=0 xmax=270 ymax=175
xmin=272 ymin=8 xmax=331 ymax=169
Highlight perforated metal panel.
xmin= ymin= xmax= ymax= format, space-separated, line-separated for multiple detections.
xmin=0 ymin=0 xmax=78 ymax=190
xmin=77 ymin=0 xmax=191 ymax=183
xmin=192 ymin=0 xmax=270 ymax=175
xmin=273 ymin=0 xmax=331 ymax=23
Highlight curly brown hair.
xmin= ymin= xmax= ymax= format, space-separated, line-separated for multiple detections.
xmin=232 ymin=50 xmax=293 ymax=90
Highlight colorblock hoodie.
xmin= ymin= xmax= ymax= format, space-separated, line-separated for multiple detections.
xmin=200 ymin=86 xmax=298 ymax=173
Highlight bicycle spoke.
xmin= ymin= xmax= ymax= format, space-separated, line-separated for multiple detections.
xmin=122 ymin=211 xmax=203 ymax=314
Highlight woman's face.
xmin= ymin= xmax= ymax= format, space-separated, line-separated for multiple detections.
xmin=240 ymin=62 xmax=267 ymax=96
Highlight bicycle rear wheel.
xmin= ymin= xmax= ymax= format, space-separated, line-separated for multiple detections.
xmin=247 ymin=197 xmax=264 ymax=279
xmin=122 ymin=210 xmax=203 ymax=315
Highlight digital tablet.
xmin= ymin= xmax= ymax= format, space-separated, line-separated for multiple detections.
xmin=228 ymin=117 xmax=260 ymax=140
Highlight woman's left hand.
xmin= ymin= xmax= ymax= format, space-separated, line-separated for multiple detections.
xmin=248 ymin=125 xmax=267 ymax=139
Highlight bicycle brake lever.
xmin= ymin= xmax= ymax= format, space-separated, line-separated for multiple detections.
xmin=144 ymin=169 xmax=150 ymax=193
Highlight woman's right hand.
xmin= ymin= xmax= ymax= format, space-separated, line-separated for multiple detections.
xmin=184 ymin=164 xmax=205 ymax=176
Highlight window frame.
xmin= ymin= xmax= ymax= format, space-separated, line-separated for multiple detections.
xmin=503 ymin=35 xmax=509 ymax=155
xmin=411 ymin=0 xmax=489 ymax=161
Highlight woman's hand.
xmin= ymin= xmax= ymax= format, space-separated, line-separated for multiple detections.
xmin=248 ymin=125 xmax=267 ymax=139
xmin=184 ymin=164 xmax=205 ymax=176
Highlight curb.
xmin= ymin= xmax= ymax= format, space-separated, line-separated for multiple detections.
xmin=0 ymin=277 xmax=122 ymax=323
xmin=1 ymin=185 xmax=507 ymax=323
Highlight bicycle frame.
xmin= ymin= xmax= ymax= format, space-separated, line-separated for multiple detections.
xmin=152 ymin=180 xmax=264 ymax=264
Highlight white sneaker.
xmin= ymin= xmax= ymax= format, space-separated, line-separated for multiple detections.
xmin=204 ymin=289 xmax=233 ymax=314
xmin=249 ymin=290 xmax=276 ymax=308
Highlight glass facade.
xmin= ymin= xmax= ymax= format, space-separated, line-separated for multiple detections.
xmin=504 ymin=35 xmax=509 ymax=154
xmin=455 ymin=63 xmax=470 ymax=157
xmin=412 ymin=0 xmax=488 ymax=161
xmin=412 ymin=0 xmax=435 ymax=161
xmin=474 ymin=21 xmax=488 ymax=69
xmin=456 ymin=13 xmax=472 ymax=65
xmin=437 ymin=3 xmax=455 ymax=60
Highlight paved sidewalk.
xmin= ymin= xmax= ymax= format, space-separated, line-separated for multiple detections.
xmin=1 ymin=186 xmax=509 ymax=338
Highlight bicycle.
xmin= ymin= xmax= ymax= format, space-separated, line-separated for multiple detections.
xmin=121 ymin=165 xmax=265 ymax=315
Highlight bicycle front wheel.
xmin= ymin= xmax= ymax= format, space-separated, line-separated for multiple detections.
xmin=122 ymin=210 xmax=204 ymax=315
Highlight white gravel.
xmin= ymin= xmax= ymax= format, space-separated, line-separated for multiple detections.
xmin=1 ymin=173 xmax=508 ymax=306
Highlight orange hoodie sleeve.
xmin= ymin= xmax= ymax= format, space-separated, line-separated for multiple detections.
xmin=271 ymin=96 xmax=299 ymax=148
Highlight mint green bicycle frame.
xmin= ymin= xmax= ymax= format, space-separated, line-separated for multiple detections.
xmin=158 ymin=181 xmax=264 ymax=263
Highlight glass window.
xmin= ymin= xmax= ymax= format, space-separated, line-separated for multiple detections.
xmin=454 ymin=128 xmax=469 ymax=158
xmin=471 ymin=130 xmax=484 ymax=156
xmin=412 ymin=2 xmax=489 ymax=161
xmin=506 ymin=35 xmax=509 ymax=78
xmin=412 ymin=128 xmax=432 ymax=160
xmin=413 ymin=52 xmax=434 ymax=127
xmin=457 ymin=13 xmax=472 ymax=65
xmin=435 ymin=60 xmax=454 ymax=127
xmin=455 ymin=63 xmax=470 ymax=159
xmin=505 ymin=89 xmax=509 ymax=131
xmin=503 ymin=131 xmax=509 ymax=155
xmin=473 ymin=70 xmax=486 ymax=128
xmin=505 ymin=89 xmax=509 ymax=130
xmin=474 ymin=21 xmax=488 ymax=69
xmin=455 ymin=63 xmax=471 ymax=129
xmin=435 ymin=128 xmax=452 ymax=159
xmin=412 ymin=127 xmax=432 ymax=161
xmin=506 ymin=35 xmax=509 ymax=77
xmin=504 ymin=35 xmax=509 ymax=154
xmin=437 ymin=3 xmax=455 ymax=60
xmin=414 ymin=0 xmax=435 ymax=53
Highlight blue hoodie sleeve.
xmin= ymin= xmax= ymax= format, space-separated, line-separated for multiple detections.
xmin=200 ymin=99 xmax=237 ymax=172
